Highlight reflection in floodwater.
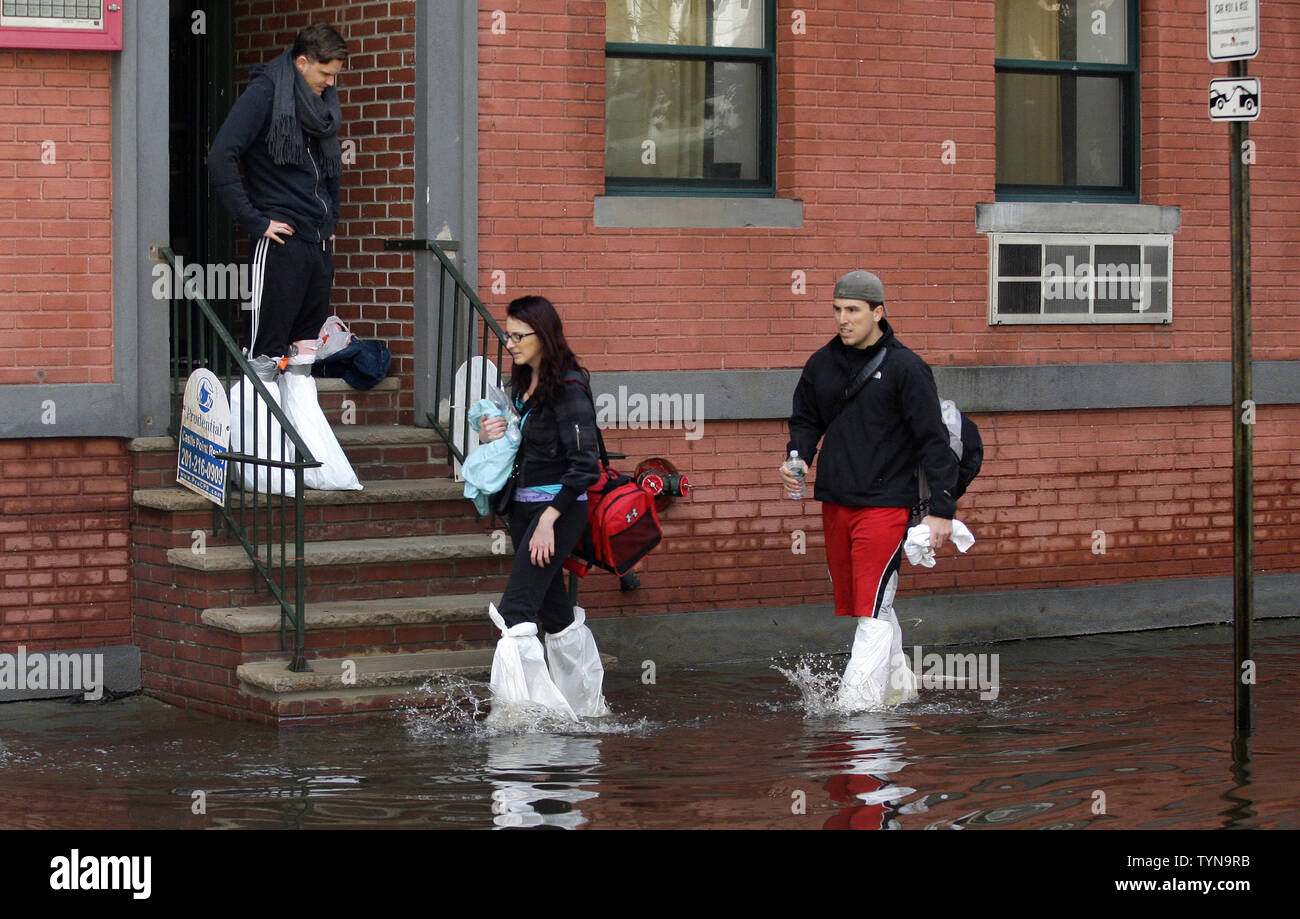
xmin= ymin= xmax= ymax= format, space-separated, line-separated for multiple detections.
xmin=1221 ymin=732 xmax=1256 ymax=830
xmin=486 ymin=735 xmax=602 ymax=829
xmin=0 ymin=621 xmax=1296 ymax=829
xmin=811 ymin=724 xmax=914 ymax=830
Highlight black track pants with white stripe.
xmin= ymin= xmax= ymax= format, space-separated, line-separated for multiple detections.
xmin=246 ymin=234 xmax=334 ymax=359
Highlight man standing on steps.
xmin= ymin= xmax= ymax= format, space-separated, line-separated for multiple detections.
xmin=209 ymin=23 xmax=348 ymax=362
xmin=781 ymin=270 xmax=960 ymax=711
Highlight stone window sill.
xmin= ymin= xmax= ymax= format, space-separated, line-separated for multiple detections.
xmin=594 ymin=195 xmax=803 ymax=229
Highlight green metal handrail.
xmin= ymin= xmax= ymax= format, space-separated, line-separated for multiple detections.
xmin=157 ymin=245 xmax=320 ymax=672
xmin=385 ymin=238 xmax=509 ymax=466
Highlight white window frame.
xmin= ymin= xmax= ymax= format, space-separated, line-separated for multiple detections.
xmin=988 ymin=232 xmax=1173 ymax=325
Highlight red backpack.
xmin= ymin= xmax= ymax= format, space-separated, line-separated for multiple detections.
xmin=563 ymin=380 xmax=662 ymax=577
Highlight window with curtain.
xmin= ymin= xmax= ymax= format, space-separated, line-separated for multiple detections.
xmin=605 ymin=0 xmax=775 ymax=194
xmin=995 ymin=0 xmax=1138 ymax=200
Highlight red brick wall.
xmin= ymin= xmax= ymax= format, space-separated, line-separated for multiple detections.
xmin=474 ymin=0 xmax=1300 ymax=610
xmin=0 ymin=439 xmax=131 ymax=648
xmin=217 ymin=1 xmax=1299 ymax=617
xmin=0 ymin=50 xmax=114 ymax=386
xmin=577 ymin=404 xmax=1300 ymax=614
xmin=232 ymin=1 xmax=417 ymax=417
xmin=477 ymin=0 xmax=1298 ymax=367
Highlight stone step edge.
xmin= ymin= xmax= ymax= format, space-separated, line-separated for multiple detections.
xmin=166 ymin=533 xmax=500 ymax=572
xmin=202 ymin=593 xmax=500 ymax=634
xmin=128 ymin=422 xmax=443 ymax=456
xmin=135 ymin=477 xmax=465 ymax=512
xmin=168 ymin=375 xmax=401 ymax=396
xmin=238 ymin=649 xmax=618 ymax=696
xmin=238 ymin=649 xmax=494 ymax=694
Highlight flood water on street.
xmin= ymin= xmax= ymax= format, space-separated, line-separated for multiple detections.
xmin=1 ymin=619 xmax=1297 ymax=830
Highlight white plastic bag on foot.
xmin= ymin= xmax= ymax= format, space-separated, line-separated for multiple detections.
xmin=834 ymin=617 xmax=894 ymax=713
xmin=544 ymin=606 xmax=611 ymax=718
xmin=279 ymin=358 xmax=362 ymax=491
xmin=877 ymin=574 xmax=918 ymax=706
xmin=486 ymin=604 xmax=577 ymax=724
xmin=880 ymin=607 xmax=919 ymax=706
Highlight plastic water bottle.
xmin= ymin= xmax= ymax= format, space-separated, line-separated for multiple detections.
xmin=785 ymin=450 xmax=806 ymax=500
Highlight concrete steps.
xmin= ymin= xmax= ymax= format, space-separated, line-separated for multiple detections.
xmin=239 ymin=649 xmax=493 ymax=694
xmin=234 ymin=649 xmax=493 ymax=722
xmin=201 ymin=593 xmax=499 ymax=634
xmin=134 ymin=476 xmax=464 ymax=512
xmin=234 ymin=647 xmax=617 ymax=723
xmin=166 ymin=533 xmax=500 ymax=571
xmin=128 ymin=386 xmax=519 ymax=723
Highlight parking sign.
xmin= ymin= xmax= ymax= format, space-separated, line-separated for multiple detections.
xmin=1208 ymin=0 xmax=1260 ymax=62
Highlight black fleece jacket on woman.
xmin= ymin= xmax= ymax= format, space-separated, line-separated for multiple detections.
xmin=786 ymin=320 xmax=959 ymax=519
xmin=515 ymin=371 xmax=602 ymax=515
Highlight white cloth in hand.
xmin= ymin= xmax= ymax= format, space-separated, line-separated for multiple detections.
xmin=904 ymin=520 xmax=975 ymax=567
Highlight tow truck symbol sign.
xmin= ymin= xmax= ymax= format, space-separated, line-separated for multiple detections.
xmin=1209 ymin=78 xmax=1260 ymax=121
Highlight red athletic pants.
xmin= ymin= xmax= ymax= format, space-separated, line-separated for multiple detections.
xmin=821 ymin=504 xmax=909 ymax=618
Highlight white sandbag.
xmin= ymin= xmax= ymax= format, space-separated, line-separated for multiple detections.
xmin=834 ymin=617 xmax=894 ymax=713
xmin=544 ymin=606 xmax=611 ymax=718
xmin=228 ymin=374 xmax=297 ymax=496
xmin=279 ymin=362 xmax=362 ymax=491
xmin=486 ymin=603 xmax=577 ymax=725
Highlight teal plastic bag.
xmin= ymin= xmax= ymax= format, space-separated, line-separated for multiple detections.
xmin=463 ymin=399 xmax=519 ymax=515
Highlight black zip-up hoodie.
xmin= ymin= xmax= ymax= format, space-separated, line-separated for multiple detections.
xmin=787 ymin=320 xmax=959 ymax=519
xmin=208 ymin=73 xmax=340 ymax=243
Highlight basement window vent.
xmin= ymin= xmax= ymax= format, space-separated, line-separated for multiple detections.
xmin=989 ymin=233 xmax=1172 ymax=325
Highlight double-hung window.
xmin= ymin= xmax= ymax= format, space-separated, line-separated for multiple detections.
xmin=995 ymin=0 xmax=1139 ymax=201
xmin=605 ymin=0 xmax=776 ymax=195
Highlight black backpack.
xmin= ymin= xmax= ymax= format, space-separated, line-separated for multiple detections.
xmin=920 ymin=400 xmax=983 ymax=504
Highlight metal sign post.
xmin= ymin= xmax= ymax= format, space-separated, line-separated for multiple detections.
xmin=1228 ymin=56 xmax=1253 ymax=734
xmin=1209 ymin=0 xmax=1259 ymax=732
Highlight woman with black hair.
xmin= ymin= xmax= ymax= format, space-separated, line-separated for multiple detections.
xmin=478 ymin=295 xmax=609 ymax=720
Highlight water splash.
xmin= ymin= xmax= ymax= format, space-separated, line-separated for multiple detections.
xmin=401 ymin=673 xmax=493 ymax=738
xmin=772 ymin=653 xmax=921 ymax=718
xmin=771 ymin=653 xmax=844 ymax=718
xmin=400 ymin=673 xmax=650 ymax=737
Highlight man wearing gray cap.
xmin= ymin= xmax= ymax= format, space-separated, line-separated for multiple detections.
xmin=782 ymin=270 xmax=959 ymax=711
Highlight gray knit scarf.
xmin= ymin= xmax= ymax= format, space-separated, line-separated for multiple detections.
xmin=255 ymin=48 xmax=342 ymax=177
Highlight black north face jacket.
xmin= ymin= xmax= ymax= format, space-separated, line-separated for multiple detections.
xmin=787 ymin=320 xmax=959 ymax=519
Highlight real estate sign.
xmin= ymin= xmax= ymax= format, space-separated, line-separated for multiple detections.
xmin=176 ymin=369 xmax=231 ymax=505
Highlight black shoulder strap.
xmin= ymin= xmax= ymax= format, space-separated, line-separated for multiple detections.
xmin=830 ymin=346 xmax=888 ymax=423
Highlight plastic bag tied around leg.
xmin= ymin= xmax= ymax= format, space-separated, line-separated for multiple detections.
xmin=544 ymin=606 xmax=611 ymax=718
xmin=486 ymin=604 xmax=577 ymax=724
xmin=228 ymin=356 xmax=296 ymax=496
xmin=280 ymin=355 xmax=363 ymax=491
xmin=876 ymin=575 xmax=918 ymax=706
xmin=834 ymin=617 xmax=894 ymax=713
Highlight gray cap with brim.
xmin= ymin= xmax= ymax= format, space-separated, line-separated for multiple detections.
xmin=834 ymin=270 xmax=887 ymax=312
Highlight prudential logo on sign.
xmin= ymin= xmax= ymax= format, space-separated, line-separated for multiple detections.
xmin=176 ymin=368 xmax=231 ymax=506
